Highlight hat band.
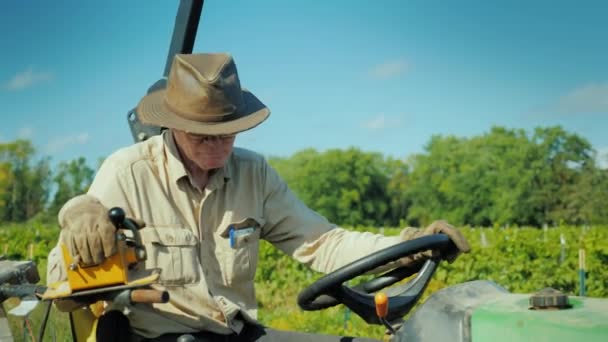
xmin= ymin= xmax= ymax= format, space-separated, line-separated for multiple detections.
xmin=164 ymin=97 xmax=237 ymax=123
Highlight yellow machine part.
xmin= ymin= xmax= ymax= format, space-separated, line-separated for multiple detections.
xmin=70 ymin=302 xmax=104 ymax=342
xmin=61 ymin=240 xmax=135 ymax=291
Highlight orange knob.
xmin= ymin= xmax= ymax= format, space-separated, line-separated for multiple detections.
xmin=374 ymin=292 xmax=388 ymax=318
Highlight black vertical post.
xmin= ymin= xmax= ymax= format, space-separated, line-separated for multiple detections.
xmin=163 ymin=0 xmax=204 ymax=77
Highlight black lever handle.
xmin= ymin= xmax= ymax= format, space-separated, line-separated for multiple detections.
xmin=108 ymin=207 xmax=147 ymax=261
xmin=108 ymin=207 xmax=126 ymax=228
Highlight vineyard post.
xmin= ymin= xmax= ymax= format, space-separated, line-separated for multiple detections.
xmin=480 ymin=230 xmax=488 ymax=248
xmin=559 ymin=233 xmax=566 ymax=265
xmin=27 ymin=243 xmax=34 ymax=259
xmin=583 ymin=223 xmax=590 ymax=234
xmin=343 ymin=307 xmax=351 ymax=332
xmin=579 ymin=248 xmax=586 ymax=297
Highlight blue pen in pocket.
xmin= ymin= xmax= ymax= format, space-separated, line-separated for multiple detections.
xmin=229 ymin=225 xmax=256 ymax=248
xmin=229 ymin=225 xmax=236 ymax=248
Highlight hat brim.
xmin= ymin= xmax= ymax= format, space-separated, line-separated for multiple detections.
xmin=136 ymin=88 xmax=270 ymax=135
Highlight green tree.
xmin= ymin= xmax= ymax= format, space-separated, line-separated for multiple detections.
xmin=475 ymin=127 xmax=537 ymax=226
xmin=527 ymin=126 xmax=595 ymax=225
xmin=269 ymin=148 xmax=397 ymax=226
xmin=404 ymin=134 xmax=479 ymax=226
xmin=564 ymin=163 xmax=608 ymax=224
xmin=48 ymin=157 xmax=95 ymax=216
xmin=0 ymin=140 xmax=51 ymax=222
xmin=403 ymin=126 xmax=603 ymax=227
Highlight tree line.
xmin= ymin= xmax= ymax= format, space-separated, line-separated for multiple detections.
xmin=0 ymin=125 xmax=606 ymax=227
xmin=269 ymin=125 xmax=608 ymax=227
xmin=0 ymin=139 xmax=94 ymax=223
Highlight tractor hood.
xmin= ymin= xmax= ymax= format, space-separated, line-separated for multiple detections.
xmin=395 ymin=280 xmax=608 ymax=342
xmin=472 ymin=291 xmax=608 ymax=341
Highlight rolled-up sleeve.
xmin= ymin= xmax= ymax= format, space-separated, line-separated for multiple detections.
xmin=260 ymin=162 xmax=402 ymax=274
xmin=46 ymin=233 xmax=67 ymax=285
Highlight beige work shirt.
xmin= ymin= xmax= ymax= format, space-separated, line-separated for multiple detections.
xmin=47 ymin=130 xmax=402 ymax=338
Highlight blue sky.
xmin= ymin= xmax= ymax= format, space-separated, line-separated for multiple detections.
xmin=1 ymin=0 xmax=607 ymax=169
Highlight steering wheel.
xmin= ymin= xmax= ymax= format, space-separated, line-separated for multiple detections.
xmin=297 ymin=234 xmax=456 ymax=324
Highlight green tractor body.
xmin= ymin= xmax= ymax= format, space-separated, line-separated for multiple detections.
xmin=395 ymin=280 xmax=608 ymax=342
xmin=472 ymin=294 xmax=608 ymax=342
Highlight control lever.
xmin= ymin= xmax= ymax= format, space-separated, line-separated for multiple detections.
xmin=375 ymin=292 xmax=396 ymax=334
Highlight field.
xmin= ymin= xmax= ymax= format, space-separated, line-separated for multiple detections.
xmin=1 ymin=223 xmax=607 ymax=341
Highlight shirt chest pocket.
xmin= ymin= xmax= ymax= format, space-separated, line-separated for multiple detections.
xmin=217 ymin=217 xmax=264 ymax=286
xmin=140 ymin=226 xmax=201 ymax=286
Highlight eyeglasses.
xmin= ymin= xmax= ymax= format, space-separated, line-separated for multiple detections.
xmin=185 ymin=133 xmax=236 ymax=145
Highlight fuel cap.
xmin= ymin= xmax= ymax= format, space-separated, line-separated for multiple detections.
xmin=529 ymin=288 xmax=571 ymax=310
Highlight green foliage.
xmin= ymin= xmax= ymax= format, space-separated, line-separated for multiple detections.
xmin=266 ymin=125 xmax=608 ymax=228
xmin=0 ymin=221 xmax=58 ymax=265
xmin=3 ymin=223 xmax=606 ymax=341
xmin=436 ymin=225 xmax=608 ymax=297
xmin=2 ymin=125 xmax=608 ymax=228
xmin=48 ymin=157 xmax=95 ymax=217
xmin=269 ymin=148 xmax=402 ymax=226
xmin=565 ymin=163 xmax=608 ymax=224
xmin=0 ymin=140 xmax=52 ymax=222
xmin=404 ymin=126 xmax=608 ymax=227
xmin=0 ymin=139 xmax=96 ymax=224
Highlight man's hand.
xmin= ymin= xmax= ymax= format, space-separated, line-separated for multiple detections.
xmin=399 ymin=220 xmax=471 ymax=265
xmin=58 ymin=195 xmax=117 ymax=266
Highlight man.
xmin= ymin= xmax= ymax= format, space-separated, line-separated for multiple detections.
xmin=47 ymin=53 xmax=470 ymax=341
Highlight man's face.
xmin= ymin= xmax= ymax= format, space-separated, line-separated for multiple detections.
xmin=172 ymin=129 xmax=236 ymax=171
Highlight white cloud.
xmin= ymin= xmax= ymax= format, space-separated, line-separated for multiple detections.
xmin=44 ymin=133 xmax=90 ymax=154
xmin=554 ymin=83 xmax=608 ymax=115
xmin=363 ymin=114 xmax=387 ymax=130
xmin=362 ymin=113 xmax=403 ymax=130
xmin=368 ymin=59 xmax=408 ymax=80
xmin=4 ymin=67 xmax=53 ymax=91
xmin=17 ymin=126 xmax=34 ymax=139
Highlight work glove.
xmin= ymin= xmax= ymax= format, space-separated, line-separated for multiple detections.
xmin=398 ymin=220 xmax=471 ymax=266
xmin=58 ymin=195 xmax=144 ymax=267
